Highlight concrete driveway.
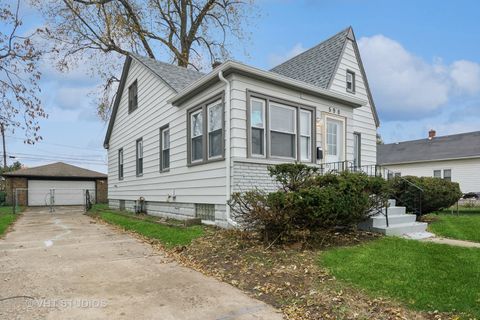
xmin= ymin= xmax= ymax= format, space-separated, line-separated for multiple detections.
xmin=0 ymin=207 xmax=282 ymax=320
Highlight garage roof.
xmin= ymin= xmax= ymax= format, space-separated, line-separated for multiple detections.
xmin=377 ymin=131 xmax=480 ymax=165
xmin=2 ymin=162 xmax=107 ymax=179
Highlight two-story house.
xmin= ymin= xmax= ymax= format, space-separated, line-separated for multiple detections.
xmin=103 ymin=27 xmax=379 ymax=226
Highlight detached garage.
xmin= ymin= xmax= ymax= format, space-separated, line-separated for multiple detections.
xmin=3 ymin=162 xmax=107 ymax=206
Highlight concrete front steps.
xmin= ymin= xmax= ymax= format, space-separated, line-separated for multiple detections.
xmin=359 ymin=199 xmax=428 ymax=236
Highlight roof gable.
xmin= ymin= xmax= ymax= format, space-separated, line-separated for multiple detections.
xmin=131 ymin=54 xmax=204 ymax=92
xmin=271 ymin=27 xmax=379 ymax=127
xmin=3 ymin=162 xmax=107 ymax=178
xmin=377 ymin=131 xmax=480 ymax=164
xmin=271 ymin=28 xmax=349 ymax=88
xmin=104 ymin=54 xmax=204 ymax=148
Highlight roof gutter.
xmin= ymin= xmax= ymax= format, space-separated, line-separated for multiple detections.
xmin=218 ymin=70 xmax=237 ymax=228
xmin=169 ymin=61 xmax=367 ymax=108
xmin=379 ymin=155 xmax=480 ymax=166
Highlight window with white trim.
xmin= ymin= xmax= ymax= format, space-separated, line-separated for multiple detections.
xmin=187 ymin=97 xmax=224 ymax=164
xmin=208 ymin=102 xmax=223 ymax=158
xmin=190 ymin=109 xmax=203 ymax=162
xmin=248 ymin=95 xmax=314 ymax=162
xmin=118 ymin=148 xmax=124 ymax=180
xmin=443 ymin=169 xmax=451 ymax=182
xmin=160 ymin=126 xmax=170 ymax=171
xmin=250 ymin=99 xmax=265 ymax=156
xmin=433 ymin=170 xmax=441 ymax=178
xmin=128 ymin=80 xmax=138 ymax=112
xmin=136 ymin=138 xmax=143 ymax=176
xmin=270 ymin=103 xmax=296 ymax=158
xmin=346 ymin=70 xmax=355 ymax=93
xmin=300 ymin=110 xmax=312 ymax=161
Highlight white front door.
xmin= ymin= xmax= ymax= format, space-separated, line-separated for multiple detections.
xmin=325 ymin=118 xmax=344 ymax=163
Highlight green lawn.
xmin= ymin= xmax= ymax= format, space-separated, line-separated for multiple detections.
xmin=320 ymin=237 xmax=480 ymax=318
xmin=93 ymin=209 xmax=206 ymax=248
xmin=0 ymin=206 xmax=19 ymax=236
xmin=427 ymin=209 xmax=480 ymax=243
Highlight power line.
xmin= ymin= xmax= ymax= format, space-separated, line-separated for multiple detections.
xmin=5 ymin=135 xmax=105 ymax=152
xmin=12 ymin=156 xmax=107 ymax=166
xmin=7 ymin=151 xmax=106 ymax=161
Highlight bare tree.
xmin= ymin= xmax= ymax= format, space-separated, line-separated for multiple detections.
xmin=35 ymin=0 xmax=256 ymax=120
xmin=0 ymin=0 xmax=46 ymax=143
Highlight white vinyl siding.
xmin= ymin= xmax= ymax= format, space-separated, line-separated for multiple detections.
xmin=383 ymin=158 xmax=480 ymax=193
xmin=107 ymin=59 xmax=227 ymax=205
xmin=330 ymin=40 xmax=377 ymax=165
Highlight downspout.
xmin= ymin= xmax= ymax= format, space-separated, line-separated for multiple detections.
xmin=218 ymin=70 xmax=238 ymax=227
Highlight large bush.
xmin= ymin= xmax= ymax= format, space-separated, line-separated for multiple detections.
xmin=229 ymin=163 xmax=388 ymax=244
xmin=389 ymin=176 xmax=462 ymax=215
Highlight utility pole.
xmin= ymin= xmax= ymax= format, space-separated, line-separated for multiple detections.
xmin=1 ymin=123 xmax=6 ymax=169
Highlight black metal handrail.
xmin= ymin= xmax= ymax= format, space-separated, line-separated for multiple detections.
xmin=318 ymin=161 xmax=424 ymax=223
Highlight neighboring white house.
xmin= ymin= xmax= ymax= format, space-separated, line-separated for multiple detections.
xmin=103 ymin=27 xmax=380 ymax=226
xmin=377 ymin=130 xmax=480 ymax=193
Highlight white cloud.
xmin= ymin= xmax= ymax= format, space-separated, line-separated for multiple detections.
xmin=450 ymin=60 xmax=480 ymax=94
xmin=268 ymin=43 xmax=306 ymax=67
xmin=358 ymin=35 xmax=480 ymax=120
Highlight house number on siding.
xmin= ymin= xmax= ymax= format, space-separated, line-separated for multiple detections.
xmin=328 ymin=107 xmax=341 ymax=115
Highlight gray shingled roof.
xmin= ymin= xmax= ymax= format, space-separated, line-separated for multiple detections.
xmin=377 ymin=131 xmax=480 ymax=165
xmin=3 ymin=162 xmax=107 ymax=179
xmin=131 ymin=54 xmax=204 ymax=92
xmin=270 ymin=28 xmax=350 ymax=88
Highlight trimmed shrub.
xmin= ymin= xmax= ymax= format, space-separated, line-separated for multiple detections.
xmin=229 ymin=164 xmax=388 ymax=244
xmin=389 ymin=176 xmax=462 ymax=215
xmin=267 ymin=163 xmax=318 ymax=192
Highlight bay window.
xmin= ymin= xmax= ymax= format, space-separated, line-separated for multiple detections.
xmin=248 ymin=94 xmax=314 ymax=162
xmin=188 ymin=96 xmax=224 ymax=165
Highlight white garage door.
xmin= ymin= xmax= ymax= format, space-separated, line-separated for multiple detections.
xmin=28 ymin=180 xmax=95 ymax=206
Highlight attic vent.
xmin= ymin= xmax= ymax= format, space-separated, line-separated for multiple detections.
xmin=195 ymin=203 xmax=215 ymax=221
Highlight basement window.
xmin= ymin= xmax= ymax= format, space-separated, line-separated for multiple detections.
xmin=195 ymin=204 xmax=215 ymax=221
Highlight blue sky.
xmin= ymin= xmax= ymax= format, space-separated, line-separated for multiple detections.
xmin=4 ymin=0 xmax=480 ymax=173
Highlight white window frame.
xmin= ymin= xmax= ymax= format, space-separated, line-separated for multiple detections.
xmin=443 ymin=169 xmax=452 ymax=182
xmin=190 ymin=109 xmax=204 ymax=163
xmin=118 ymin=148 xmax=124 ymax=180
xmin=250 ymin=98 xmax=266 ymax=158
xmin=346 ymin=70 xmax=355 ymax=93
xmin=160 ymin=126 xmax=170 ymax=172
xmin=300 ymin=109 xmax=312 ymax=162
xmin=268 ymin=103 xmax=297 ymax=160
xmin=136 ymin=138 xmax=143 ymax=176
xmin=433 ymin=169 xmax=441 ymax=178
xmin=207 ymin=100 xmax=223 ymax=160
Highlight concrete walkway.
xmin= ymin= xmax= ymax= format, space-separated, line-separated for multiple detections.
xmin=422 ymin=236 xmax=480 ymax=248
xmin=0 ymin=207 xmax=282 ymax=320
